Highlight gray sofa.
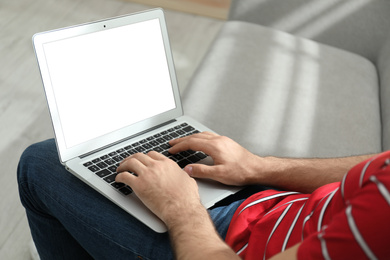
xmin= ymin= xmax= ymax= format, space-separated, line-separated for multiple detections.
xmin=182 ymin=0 xmax=390 ymax=158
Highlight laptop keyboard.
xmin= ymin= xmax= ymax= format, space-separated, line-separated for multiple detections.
xmin=82 ymin=123 xmax=207 ymax=196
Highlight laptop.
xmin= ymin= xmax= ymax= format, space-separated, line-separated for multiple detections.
xmin=33 ymin=8 xmax=240 ymax=232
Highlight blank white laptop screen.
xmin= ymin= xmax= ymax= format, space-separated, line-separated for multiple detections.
xmin=42 ymin=18 xmax=176 ymax=149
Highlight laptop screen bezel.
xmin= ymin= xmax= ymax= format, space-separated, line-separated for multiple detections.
xmin=33 ymin=9 xmax=183 ymax=163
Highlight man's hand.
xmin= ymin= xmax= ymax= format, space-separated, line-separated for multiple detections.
xmin=169 ymin=132 xmax=264 ymax=186
xmin=115 ymin=150 xmax=240 ymax=260
xmin=115 ymin=151 xmax=201 ymax=227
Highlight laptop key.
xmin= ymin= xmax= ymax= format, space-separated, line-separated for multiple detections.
xmin=153 ymin=147 xmax=163 ymax=153
xmin=100 ymin=155 xmax=109 ymax=160
xmin=183 ymin=126 xmax=195 ymax=132
xmin=178 ymin=159 xmax=191 ymax=169
xmin=88 ymin=165 xmax=100 ymax=172
xmin=96 ymin=162 xmax=109 ymax=169
xmin=112 ymin=155 xmax=124 ymax=162
xmin=96 ymin=169 xmax=111 ymax=178
xmin=119 ymin=186 xmax=133 ymax=195
xmin=92 ymin=158 xmax=101 ymax=163
xmin=104 ymin=173 xmax=118 ymax=183
xmin=170 ymin=132 xmax=179 ymax=138
xmin=163 ymin=135 xmax=172 ymax=141
xmin=195 ymin=152 xmax=207 ymax=160
xmin=120 ymin=152 xmax=130 ymax=158
xmin=149 ymin=140 xmax=159 ymax=147
xmin=83 ymin=161 xmax=93 ymax=167
xmin=187 ymin=155 xmax=201 ymax=164
xmin=179 ymin=151 xmax=190 ymax=157
xmin=135 ymin=146 xmax=146 ymax=153
xmin=104 ymin=158 xmax=116 ymax=165
xmin=160 ymin=143 xmax=170 ymax=150
xmin=108 ymin=165 xmax=117 ymax=172
xmin=156 ymin=138 xmax=165 ymax=144
xmin=111 ymin=182 xmax=125 ymax=189
xmin=170 ymin=157 xmax=178 ymax=162
xmin=108 ymin=151 xmax=117 ymax=157
xmin=176 ymin=130 xmax=185 ymax=135
xmin=172 ymin=154 xmax=184 ymax=160
xmin=162 ymin=151 xmax=171 ymax=157
xmin=142 ymin=143 xmax=152 ymax=149
xmin=127 ymin=148 xmax=137 ymax=154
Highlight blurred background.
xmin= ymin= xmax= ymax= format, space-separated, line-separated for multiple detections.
xmin=0 ymin=0 xmax=225 ymax=258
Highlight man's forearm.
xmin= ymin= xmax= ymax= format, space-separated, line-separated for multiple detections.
xmin=166 ymin=203 xmax=239 ymax=260
xmin=255 ymin=154 xmax=376 ymax=193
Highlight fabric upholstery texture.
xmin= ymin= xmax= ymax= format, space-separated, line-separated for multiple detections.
xmin=228 ymin=0 xmax=390 ymax=63
xmin=378 ymin=36 xmax=390 ymax=151
xmin=182 ymin=22 xmax=382 ymax=158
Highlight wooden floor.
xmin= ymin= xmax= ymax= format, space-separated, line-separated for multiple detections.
xmin=125 ymin=0 xmax=231 ymax=19
xmin=0 ymin=0 xmax=222 ymax=258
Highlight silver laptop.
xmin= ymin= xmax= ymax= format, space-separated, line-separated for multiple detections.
xmin=33 ymin=9 xmax=240 ymax=232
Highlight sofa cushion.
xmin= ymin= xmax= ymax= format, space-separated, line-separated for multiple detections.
xmin=378 ymin=36 xmax=390 ymax=151
xmin=182 ymin=21 xmax=382 ymax=158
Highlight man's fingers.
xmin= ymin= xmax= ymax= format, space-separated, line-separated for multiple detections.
xmin=169 ymin=136 xmax=216 ymax=155
xmin=147 ymin=150 xmax=166 ymax=160
xmin=184 ymin=164 xmax=219 ymax=179
xmin=117 ymin=156 xmax=146 ymax=174
xmin=184 ymin=164 xmax=235 ymax=186
xmin=169 ymin=131 xmax=216 ymax=146
xmin=115 ymin=171 xmax=137 ymax=186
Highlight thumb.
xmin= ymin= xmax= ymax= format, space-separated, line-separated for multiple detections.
xmin=184 ymin=164 xmax=214 ymax=179
xmin=116 ymin=171 xmax=136 ymax=186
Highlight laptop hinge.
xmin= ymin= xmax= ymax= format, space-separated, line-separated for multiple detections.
xmin=79 ymin=119 xmax=177 ymax=159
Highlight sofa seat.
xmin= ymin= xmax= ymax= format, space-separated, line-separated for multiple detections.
xmin=182 ymin=21 xmax=382 ymax=158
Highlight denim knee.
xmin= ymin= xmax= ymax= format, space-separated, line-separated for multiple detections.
xmin=17 ymin=139 xmax=58 ymax=193
xmin=19 ymin=139 xmax=57 ymax=163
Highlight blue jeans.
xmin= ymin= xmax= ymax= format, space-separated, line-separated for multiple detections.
xmin=17 ymin=139 xmax=249 ymax=260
